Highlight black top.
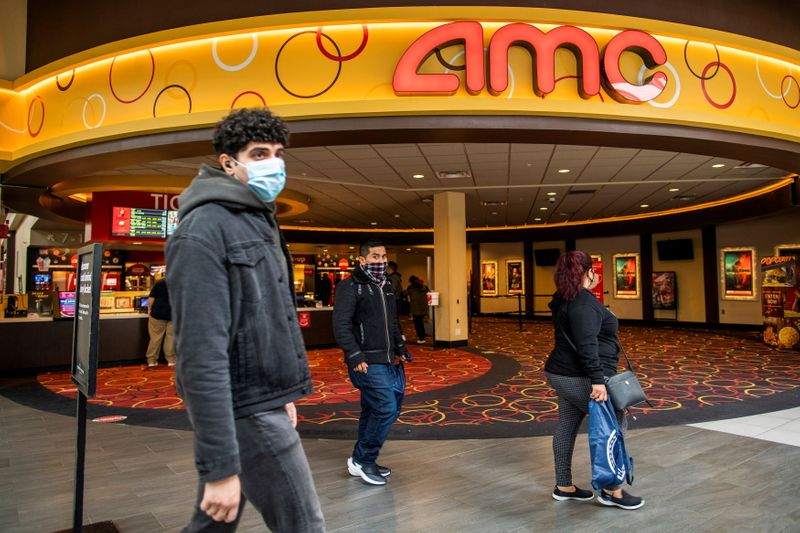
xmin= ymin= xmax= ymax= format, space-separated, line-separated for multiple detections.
xmin=544 ymin=288 xmax=620 ymax=384
xmin=148 ymin=279 xmax=172 ymax=320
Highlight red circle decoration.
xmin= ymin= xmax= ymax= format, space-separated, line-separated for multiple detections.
xmin=316 ymin=25 xmax=368 ymax=62
xmin=27 ymin=96 xmax=45 ymax=137
xmin=780 ymin=75 xmax=800 ymax=109
xmin=109 ymin=50 xmax=155 ymax=104
xmin=231 ymin=91 xmax=266 ymax=109
xmin=700 ymin=61 xmax=736 ymax=109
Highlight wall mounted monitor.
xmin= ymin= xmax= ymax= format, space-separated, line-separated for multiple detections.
xmin=656 ymin=239 xmax=694 ymax=261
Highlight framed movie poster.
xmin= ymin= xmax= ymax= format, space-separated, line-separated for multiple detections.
xmin=613 ymin=253 xmax=640 ymax=299
xmin=652 ymin=271 xmax=677 ymax=309
xmin=506 ymin=259 xmax=524 ymax=295
xmin=721 ymin=247 xmax=757 ymax=300
xmin=590 ymin=255 xmax=604 ymax=304
xmin=776 ymin=244 xmax=800 ymax=258
xmin=481 ymin=260 xmax=498 ymax=296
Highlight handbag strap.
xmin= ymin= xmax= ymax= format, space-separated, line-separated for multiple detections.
xmin=556 ymin=302 xmax=635 ymax=373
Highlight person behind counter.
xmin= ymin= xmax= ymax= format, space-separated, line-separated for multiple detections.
xmin=145 ymin=276 xmax=176 ymax=368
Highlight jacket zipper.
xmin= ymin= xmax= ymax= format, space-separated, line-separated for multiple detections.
xmin=380 ymin=284 xmax=391 ymax=363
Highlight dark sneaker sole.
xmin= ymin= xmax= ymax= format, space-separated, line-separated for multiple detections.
xmin=552 ymin=492 xmax=594 ymax=502
xmin=598 ymin=495 xmax=645 ymax=510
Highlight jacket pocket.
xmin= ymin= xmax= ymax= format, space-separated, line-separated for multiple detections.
xmin=228 ymin=242 xmax=271 ymax=303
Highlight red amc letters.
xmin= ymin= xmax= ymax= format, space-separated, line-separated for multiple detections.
xmin=393 ymin=21 xmax=668 ymax=103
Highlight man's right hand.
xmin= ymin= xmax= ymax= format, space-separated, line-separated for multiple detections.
xmin=354 ymin=362 xmax=368 ymax=373
xmin=200 ymin=475 xmax=241 ymax=523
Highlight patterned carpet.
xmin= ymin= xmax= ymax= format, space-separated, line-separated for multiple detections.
xmin=5 ymin=317 xmax=800 ymax=438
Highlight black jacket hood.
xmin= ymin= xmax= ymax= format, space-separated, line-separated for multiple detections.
xmin=178 ymin=164 xmax=274 ymax=219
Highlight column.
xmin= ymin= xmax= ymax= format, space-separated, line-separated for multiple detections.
xmin=432 ymin=191 xmax=468 ymax=346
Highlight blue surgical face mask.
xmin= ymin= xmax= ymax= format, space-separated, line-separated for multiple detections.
xmin=234 ymin=157 xmax=286 ymax=202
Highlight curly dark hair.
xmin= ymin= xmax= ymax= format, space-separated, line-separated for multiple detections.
xmin=554 ymin=250 xmax=592 ymax=301
xmin=212 ymin=108 xmax=290 ymax=157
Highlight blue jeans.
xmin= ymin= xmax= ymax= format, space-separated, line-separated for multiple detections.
xmin=348 ymin=363 xmax=405 ymax=465
xmin=183 ymin=408 xmax=325 ymax=532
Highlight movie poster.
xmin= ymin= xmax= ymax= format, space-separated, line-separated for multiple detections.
xmin=590 ymin=255 xmax=604 ymax=304
xmin=721 ymin=247 xmax=757 ymax=300
xmin=481 ymin=261 xmax=497 ymax=296
xmin=652 ymin=271 xmax=677 ymax=310
xmin=761 ymin=255 xmax=800 ymax=350
xmin=613 ymin=253 xmax=640 ymax=299
xmin=505 ymin=259 xmax=524 ymax=295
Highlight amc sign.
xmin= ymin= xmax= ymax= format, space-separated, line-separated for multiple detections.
xmin=393 ymin=21 xmax=668 ymax=103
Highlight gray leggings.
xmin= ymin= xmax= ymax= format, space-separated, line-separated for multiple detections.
xmin=546 ymin=372 xmax=626 ymax=489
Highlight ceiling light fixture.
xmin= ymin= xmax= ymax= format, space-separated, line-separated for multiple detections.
xmin=712 ymin=163 xmax=726 ymax=168
xmin=370 ymin=222 xmax=378 ymax=226
xmin=540 ymin=207 xmax=548 ymax=211
xmin=668 ymin=188 xmax=680 ymax=192
xmin=435 ymin=170 xmax=471 ymax=179
xmin=412 ymin=174 xmax=425 ymax=179
xmin=534 ymin=217 xmax=542 ymax=221
xmin=640 ymin=204 xmax=649 ymax=208
xmin=547 ymin=192 xmax=557 ymax=196
xmin=557 ymin=169 xmax=570 ymax=173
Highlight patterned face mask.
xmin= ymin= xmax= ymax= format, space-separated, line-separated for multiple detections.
xmin=364 ymin=261 xmax=388 ymax=283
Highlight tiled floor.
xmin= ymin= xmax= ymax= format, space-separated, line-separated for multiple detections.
xmin=3 ymin=392 xmax=800 ymax=532
xmin=690 ymin=406 xmax=800 ymax=447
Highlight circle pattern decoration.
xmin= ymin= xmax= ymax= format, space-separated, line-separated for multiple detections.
xmin=683 ymin=41 xmax=720 ymax=80
xmin=231 ymin=91 xmax=266 ymax=109
xmin=27 ymin=96 xmax=44 ymax=137
xmin=275 ymin=31 xmax=342 ymax=99
xmin=434 ymin=46 xmax=466 ymax=71
xmin=638 ymin=61 xmax=681 ymax=109
xmin=81 ymin=93 xmax=107 ymax=129
xmin=109 ymin=50 xmax=155 ymax=104
xmin=780 ymin=75 xmax=800 ymax=109
xmin=29 ymin=318 xmax=800 ymax=439
xmin=315 ymin=25 xmax=369 ymax=62
xmin=152 ymin=84 xmax=192 ymax=117
xmin=701 ymin=61 xmax=737 ymax=109
xmin=55 ymin=70 xmax=75 ymax=91
xmin=211 ymin=34 xmax=259 ymax=72
xmin=755 ymin=55 xmax=794 ymax=99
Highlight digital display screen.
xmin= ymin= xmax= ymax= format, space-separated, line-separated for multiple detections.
xmin=59 ymin=291 xmax=76 ymax=317
xmin=111 ymin=207 xmax=179 ymax=238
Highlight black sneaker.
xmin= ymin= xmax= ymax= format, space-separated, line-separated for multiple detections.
xmin=597 ymin=489 xmax=644 ymax=510
xmin=347 ymin=457 xmax=387 ymax=485
xmin=552 ymin=486 xmax=594 ymax=501
xmin=347 ymin=457 xmax=390 ymax=477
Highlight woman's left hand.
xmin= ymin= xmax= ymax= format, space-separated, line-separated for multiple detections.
xmin=590 ymin=384 xmax=607 ymax=402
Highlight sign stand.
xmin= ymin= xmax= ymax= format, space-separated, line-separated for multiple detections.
xmin=70 ymin=243 xmax=102 ymax=533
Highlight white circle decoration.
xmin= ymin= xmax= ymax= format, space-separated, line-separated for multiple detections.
xmin=82 ymin=93 xmax=107 ymax=129
xmin=755 ymin=55 xmax=793 ymax=99
xmin=212 ymin=34 xmax=258 ymax=72
xmin=638 ymin=61 xmax=681 ymax=109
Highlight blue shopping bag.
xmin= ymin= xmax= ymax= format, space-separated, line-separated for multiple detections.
xmin=390 ymin=362 xmax=406 ymax=394
xmin=588 ymin=399 xmax=634 ymax=491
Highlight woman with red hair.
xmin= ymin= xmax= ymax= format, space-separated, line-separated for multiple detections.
xmin=544 ymin=250 xmax=644 ymax=510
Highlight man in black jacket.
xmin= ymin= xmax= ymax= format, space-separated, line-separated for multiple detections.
xmin=333 ymin=242 xmax=411 ymax=485
xmin=167 ymin=108 xmax=324 ymax=532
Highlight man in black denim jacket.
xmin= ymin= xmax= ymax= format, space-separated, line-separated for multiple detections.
xmin=333 ymin=241 xmax=411 ymax=485
xmin=167 ymin=108 xmax=324 ymax=532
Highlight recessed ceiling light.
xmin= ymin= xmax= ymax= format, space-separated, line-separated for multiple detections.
xmin=349 ymin=246 xmax=355 ymax=250
xmin=668 ymin=188 xmax=680 ymax=192
xmin=557 ymin=169 xmax=570 ymax=173
xmin=406 ymin=248 xmax=411 ymax=251
xmin=491 ymin=211 xmax=498 ymax=215
xmin=640 ymin=204 xmax=649 ymax=208
xmin=534 ymin=217 xmax=542 ymax=221
xmin=131 ymin=242 xmax=142 ymax=245
xmin=712 ymin=163 xmax=726 ymax=168
xmin=370 ymin=222 xmax=378 ymax=226
xmin=547 ymin=192 xmax=557 ymax=196
xmin=421 ymin=198 xmax=432 ymax=203
xmin=540 ymin=207 xmax=548 ymax=211
xmin=412 ymin=174 xmax=425 ymax=179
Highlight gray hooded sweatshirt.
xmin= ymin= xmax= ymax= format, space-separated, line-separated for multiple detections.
xmin=166 ymin=164 xmax=311 ymax=483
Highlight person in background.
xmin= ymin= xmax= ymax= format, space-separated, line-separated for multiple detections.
xmin=167 ymin=108 xmax=325 ymax=532
xmin=385 ymin=261 xmax=404 ymax=332
xmin=544 ymin=250 xmax=644 ymax=510
xmin=145 ymin=274 xmax=176 ymax=368
xmin=332 ymin=241 xmax=412 ymax=486
xmin=406 ymin=275 xmax=430 ymax=344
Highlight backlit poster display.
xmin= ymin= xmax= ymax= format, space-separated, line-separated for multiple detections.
xmin=761 ymin=256 xmax=800 ymax=351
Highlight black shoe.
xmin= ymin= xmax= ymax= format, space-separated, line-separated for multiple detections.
xmin=597 ymin=489 xmax=644 ymax=510
xmin=552 ymin=485 xmax=594 ymax=501
xmin=347 ymin=457 xmax=386 ymax=485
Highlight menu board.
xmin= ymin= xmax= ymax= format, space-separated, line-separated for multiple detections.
xmin=72 ymin=244 xmax=102 ymax=397
xmin=111 ymin=206 xmax=178 ymax=239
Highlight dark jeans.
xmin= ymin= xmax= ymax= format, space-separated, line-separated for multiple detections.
xmin=412 ymin=314 xmax=426 ymax=340
xmin=348 ymin=363 xmax=404 ymax=465
xmin=184 ymin=408 xmax=325 ymax=533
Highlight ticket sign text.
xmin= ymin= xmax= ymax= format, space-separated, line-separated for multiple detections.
xmin=393 ymin=21 xmax=667 ymax=103
xmin=71 ymin=243 xmax=102 ymax=397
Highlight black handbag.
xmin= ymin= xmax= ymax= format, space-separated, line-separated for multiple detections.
xmin=562 ymin=331 xmax=650 ymax=411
